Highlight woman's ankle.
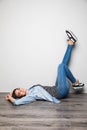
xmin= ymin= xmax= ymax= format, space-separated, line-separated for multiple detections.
xmin=67 ymin=39 xmax=75 ymax=45
xmin=73 ymin=80 xmax=79 ymax=85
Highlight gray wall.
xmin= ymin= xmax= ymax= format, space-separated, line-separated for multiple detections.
xmin=0 ymin=0 xmax=87 ymax=92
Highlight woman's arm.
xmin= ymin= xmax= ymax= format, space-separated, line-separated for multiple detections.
xmin=5 ymin=93 xmax=36 ymax=106
xmin=5 ymin=94 xmax=15 ymax=104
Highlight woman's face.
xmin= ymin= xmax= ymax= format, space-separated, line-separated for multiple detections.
xmin=15 ymin=88 xmax=26 ymax=98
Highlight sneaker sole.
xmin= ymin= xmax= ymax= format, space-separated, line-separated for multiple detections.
xmin=73 ymin=86 xmax=83 ymax=90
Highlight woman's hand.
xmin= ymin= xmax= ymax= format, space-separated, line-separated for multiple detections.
xmin=5 ymin=93 xmax=15 ymax=103
xmin=5 ymin=94 xmax=12 ymax=100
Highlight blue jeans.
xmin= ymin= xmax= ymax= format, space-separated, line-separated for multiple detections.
xmin=55 ymin=45 xmax=76 ymax=98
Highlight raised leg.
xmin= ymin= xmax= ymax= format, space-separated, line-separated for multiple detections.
xmin=55 ymin=40 xmax=76 ymax=98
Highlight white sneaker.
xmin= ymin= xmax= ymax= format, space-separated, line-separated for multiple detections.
xmin=66 ymin=30 xmax=78 ymax=43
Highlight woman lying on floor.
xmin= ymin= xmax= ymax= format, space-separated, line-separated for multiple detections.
xmin=5 ymin=30 xmax=84 ymax=105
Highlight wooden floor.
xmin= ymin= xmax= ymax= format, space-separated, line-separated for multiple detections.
xmin=0 ymin=93 xmax=87 ymax=130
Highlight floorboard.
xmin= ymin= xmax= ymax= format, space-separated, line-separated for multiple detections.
xmin=0 ymin=93 xmax=87 ymax=130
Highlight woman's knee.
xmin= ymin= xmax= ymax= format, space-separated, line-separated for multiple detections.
xmin=58 ymin=63 xmax=65 ymax=69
